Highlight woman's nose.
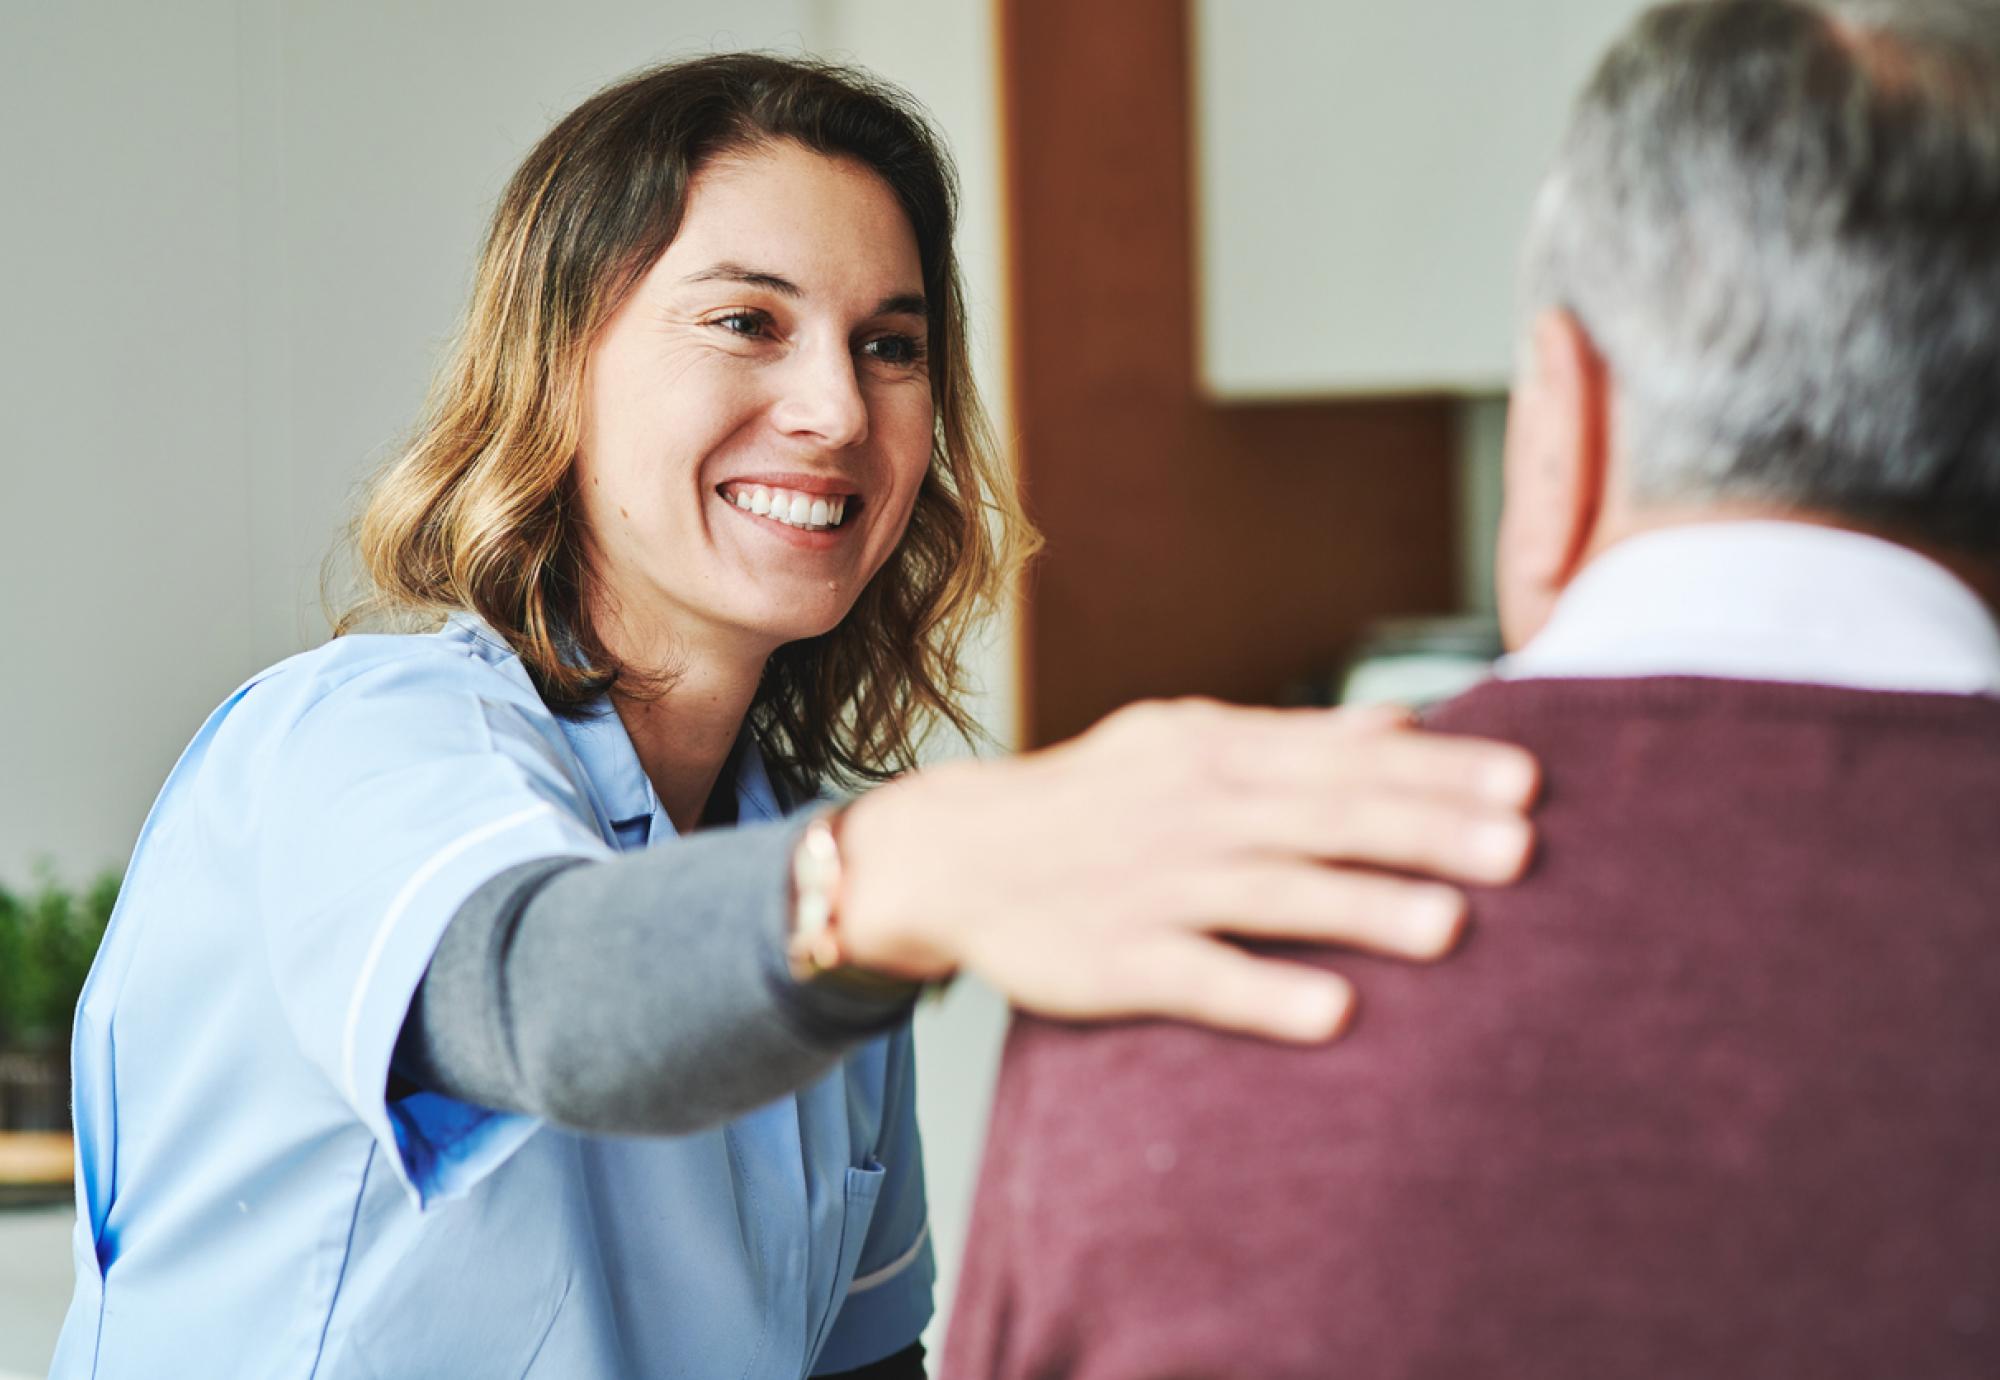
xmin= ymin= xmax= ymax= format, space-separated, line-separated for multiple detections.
xmin=771 ymin=344 xmax=870 ymax=450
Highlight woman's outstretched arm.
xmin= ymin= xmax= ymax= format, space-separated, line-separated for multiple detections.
xmin=393 ymin=814 xmax=915 ymax=1135
xmin=396 ymin=700 xmax=1540 ymax=1130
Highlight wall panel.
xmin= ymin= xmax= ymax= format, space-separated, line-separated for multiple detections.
xmin=1003 ymin=0 xmax=1461 ymax=746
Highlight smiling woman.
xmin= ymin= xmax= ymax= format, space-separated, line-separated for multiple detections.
xmin=575 ymin=145 xmax=939 ymax=745
xmin=52 ymin=53 xmax=1539 ymax=1380
xmin=342 ymin=62 xmax=1011 ymax=808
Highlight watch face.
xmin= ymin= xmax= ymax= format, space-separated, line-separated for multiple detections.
xmin=788 ymin=814 xmax=845 ymax=980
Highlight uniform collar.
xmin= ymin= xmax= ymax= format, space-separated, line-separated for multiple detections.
xmin=560 ymin=700 xmax=786 ymax=839
xmin=562 ymin=699 xmax=660 ymax=833
xmin=1498 ymin=521 xmax=2000 ymax=694
xmin=442 ymin=612 xmax=785 ymax=837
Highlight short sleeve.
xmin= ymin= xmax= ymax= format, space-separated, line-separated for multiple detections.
xmin=254 ymin=647 xmax=612 ymax=1207
xmin=813 ymin=1025 xmax=936 ymax=1374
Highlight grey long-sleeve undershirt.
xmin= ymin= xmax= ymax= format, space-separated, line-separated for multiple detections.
xmin=391 ymin=813 xmax=919 ymax=1136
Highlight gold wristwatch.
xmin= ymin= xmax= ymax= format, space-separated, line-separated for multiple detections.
xmin=785 ymin=807 xmax=925 ymax=999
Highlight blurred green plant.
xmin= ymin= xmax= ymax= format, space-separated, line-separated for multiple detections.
xmin=0 ymin=866 xmax=118 ymax=1049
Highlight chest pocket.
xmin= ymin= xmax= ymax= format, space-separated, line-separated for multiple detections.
xmin=805 ymin=1159 xmax=887 ymax=1369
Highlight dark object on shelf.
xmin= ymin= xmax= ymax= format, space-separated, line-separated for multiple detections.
xmin=0 ymin=1043 xmax=79 ymax=1205
xmin=0 ymin=1044 xmax=69 ymax=1133
xmin=1288 ymin=615 xmax=1505 ymax=711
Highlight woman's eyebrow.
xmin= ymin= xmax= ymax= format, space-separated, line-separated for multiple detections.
xmin=682 ymin=263 xmax=925 ymax=319
xmin=683 ymin=262 xmax=802 ymax=295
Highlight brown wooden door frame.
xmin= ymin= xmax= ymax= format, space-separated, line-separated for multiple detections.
xmin=1000 ymin=0 xmax=1462 ymax=746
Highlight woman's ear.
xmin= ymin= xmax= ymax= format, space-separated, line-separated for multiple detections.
xmin=1495 ymin=309 xmax=1612 ymax=649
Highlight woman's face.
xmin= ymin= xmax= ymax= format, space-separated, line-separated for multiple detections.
xmin=575 ymin=138 xmax=935 ymax=663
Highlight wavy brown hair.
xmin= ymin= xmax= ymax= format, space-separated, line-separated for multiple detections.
xmin=338 ymin=53 xmax=1037 ymax=788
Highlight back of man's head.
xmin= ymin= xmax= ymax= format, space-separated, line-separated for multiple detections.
xmin=1514 ymin=0 xmax=2000 ymax=582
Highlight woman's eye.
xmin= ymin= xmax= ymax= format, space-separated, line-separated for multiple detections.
xmin=861 ymin=334 xmax=927 ymax=367
xmin=709 ymin=311 xmax=771 ymax=339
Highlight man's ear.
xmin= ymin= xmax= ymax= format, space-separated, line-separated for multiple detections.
xmin=1495 ymin=309 xmax=1612 ymax=648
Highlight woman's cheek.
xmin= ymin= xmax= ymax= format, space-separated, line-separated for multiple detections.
xmin=888 ymin=409 xmax=936 ymax=507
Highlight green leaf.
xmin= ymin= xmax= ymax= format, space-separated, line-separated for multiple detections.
xmin=0 ymin=863 xmax=118 ymax=1049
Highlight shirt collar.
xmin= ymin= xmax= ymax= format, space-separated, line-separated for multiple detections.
xmin=1496 ymin=521 xmax=2000 ymax=695
xmin=442 ymin=612 xmax=785 ymax=835
xmin=561 ymin=699 xmax=660 ymax=832
xmin=733 ymin=733 xmax=785 ymax=824
xmin=560 ymin=701 xmax=785 ymax=838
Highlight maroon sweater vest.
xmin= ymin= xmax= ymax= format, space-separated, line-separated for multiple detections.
xmin=943 ymin=678 xmax=2000 ymax=1380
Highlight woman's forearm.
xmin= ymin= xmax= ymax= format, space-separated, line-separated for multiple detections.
xmin=393 ymin=816 xmax=916 ymax=1136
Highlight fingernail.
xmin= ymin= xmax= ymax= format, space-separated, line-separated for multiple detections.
xmin=1483 ymin=753 xmax=1538 ymax=803
xmin=1475 ymin=819 xmax=1532 ymax=878
xmin=1291 ymin=982 xmax=1353 ymax=1041
xmin=1415 ymin=888 xmax=1467 ymax=955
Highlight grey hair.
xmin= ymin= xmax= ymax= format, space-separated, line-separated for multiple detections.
xmin=1522 ymin=0 xmax=2000 ymax=553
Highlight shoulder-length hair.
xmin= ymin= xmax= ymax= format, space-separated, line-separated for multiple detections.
xmin=338 ymin=53 xmax=1038 ymax=789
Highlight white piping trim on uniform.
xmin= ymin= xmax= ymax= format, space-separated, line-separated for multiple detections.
xmin=339 ymin=802 xmax=558 ymax=1109
xmin=846 ymin=1220 xmax=930 ymax=1294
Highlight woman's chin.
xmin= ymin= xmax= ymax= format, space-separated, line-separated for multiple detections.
xmin=713 ymin=563 xmax=882 ymax=649
xmin=731 ymin=598 xmax=859 ymax=651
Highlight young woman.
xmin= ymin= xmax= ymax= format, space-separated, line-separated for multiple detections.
xmin=53 ymin=55 xmax=1536 ymax=1379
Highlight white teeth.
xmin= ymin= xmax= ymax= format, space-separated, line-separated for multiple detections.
xmin=722 ymin=484 xmax=852 ymax=530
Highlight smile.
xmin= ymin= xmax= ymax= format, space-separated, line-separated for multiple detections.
xmin=716 ymin=482 xmax=857 ymax=533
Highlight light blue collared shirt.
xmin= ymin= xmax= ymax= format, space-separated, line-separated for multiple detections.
xmin=52 ymin=618 xmax=932 ymax=1378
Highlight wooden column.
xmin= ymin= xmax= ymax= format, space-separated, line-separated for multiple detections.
xmin=1000 ymin=0 xmax=1462 ymax=745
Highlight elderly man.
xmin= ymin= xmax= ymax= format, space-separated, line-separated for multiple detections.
xmin=943 ymin=2 xmax=2000 ymax=1376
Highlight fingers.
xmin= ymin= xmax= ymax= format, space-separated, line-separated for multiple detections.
xmin=1221 ymin=709 xmax=1539 ymax=808
xmin=1319 ymin=725 xmax=1540 ymax=809
xmin=1083 ymin=698 xmax=1539 ymax=888
xmin=1216 ymin=788 xmax=1534 ymax=885
xmin=1174 ymin=861 xmax=1466 ymax=959
xmin=1088 ymin=933 xmax=1356 ymax=1044
xmin=1125 ymin=698 xmax=1538 ymax=810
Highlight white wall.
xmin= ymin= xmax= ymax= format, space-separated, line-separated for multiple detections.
xmin=1 ymin=0 xmax=1012 ymax=1361
xmin=3 ymin=1 xmax=260 ymax=887
xmin=1194 ymin=0 xmax=1650 ymax=398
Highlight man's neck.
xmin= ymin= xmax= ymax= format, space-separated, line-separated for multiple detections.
xmin=1589 ymin=504 xmax=2000 ymax=621
xmin=1925 ymin=546 xmax=2000 ymax=613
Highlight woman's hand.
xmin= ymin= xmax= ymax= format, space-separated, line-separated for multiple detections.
xmin=835 ymin=698 xmax=1539 ymax=1043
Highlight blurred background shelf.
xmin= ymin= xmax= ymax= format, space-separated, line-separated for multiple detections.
xmin=0 ymin=1135 xmax=72 ymax=1200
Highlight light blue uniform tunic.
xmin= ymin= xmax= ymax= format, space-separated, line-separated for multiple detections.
xmin=51 ymin=619 xmax=933 ymax=1378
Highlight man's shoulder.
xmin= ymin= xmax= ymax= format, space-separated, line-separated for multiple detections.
xmin=1423 ymin=676 xmax=2000 ymax=860
xmin=1424 ymin=674 xmax=2000 ymax=750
